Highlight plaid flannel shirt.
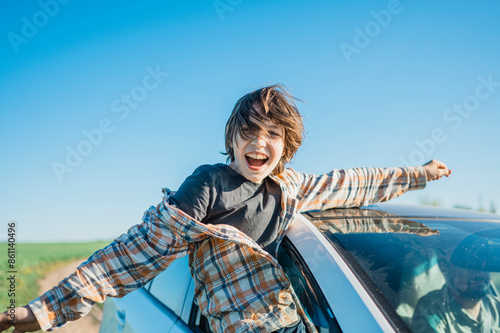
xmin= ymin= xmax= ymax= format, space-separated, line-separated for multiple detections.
xmin=29 ymin=166 xmax=426 ymax=332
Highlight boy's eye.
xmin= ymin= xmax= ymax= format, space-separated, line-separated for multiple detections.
xmin=268 ymin=130 xmax=282 ymax=138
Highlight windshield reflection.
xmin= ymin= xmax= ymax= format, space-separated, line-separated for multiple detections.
xmin=310 ymin=216 xmax=439 ymax=236
xmin=305 ymin=208 xmax=500 ymax=332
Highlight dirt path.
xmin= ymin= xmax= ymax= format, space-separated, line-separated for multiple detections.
xmin=38 ymin=259 xmax=103 ymax=333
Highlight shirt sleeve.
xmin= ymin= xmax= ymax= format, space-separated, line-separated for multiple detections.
xmin=169 ymin=166 xmax=211 ymax=222
xmin=288 ymin=166 xmax=427 ymax=212
xmin=411 ymin=293 xmax=446 ymax=333
xmin=28 ymin=203 xmax=190 ymax=331
xmin=411 ymin=306 xmax=442 ymax=333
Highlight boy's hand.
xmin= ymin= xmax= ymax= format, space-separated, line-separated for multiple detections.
xmin=0 ymin=306 xmax=41 ymax=332
xmin=423 ymin=159 xmax=452 ymax=181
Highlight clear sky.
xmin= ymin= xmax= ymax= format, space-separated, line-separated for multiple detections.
xmin=1 ymin=0 xmax=499 ymax=242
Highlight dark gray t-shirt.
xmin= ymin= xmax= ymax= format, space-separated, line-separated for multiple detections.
xmin=169 ymin=163 xmax=282 ymax=254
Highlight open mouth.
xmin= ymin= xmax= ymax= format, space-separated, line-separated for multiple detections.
xmin=245 ymin=153 xmax=268 ymax=168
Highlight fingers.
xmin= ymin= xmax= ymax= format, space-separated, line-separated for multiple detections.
xmin=440 ymin=160 xmax=452 ymax=177
xmin=419 ymin=229 xmax=440 ymax=236
xmin=435 ymin=168 xmax=449 ymax=180
xmin=0 ymin=306 xmax=41 ymax=333
xmin=439 ymin=163 xmax=451 ymax=178
xmin=423 ymin=159 xmax=451 ymax=181
xmin=11 ymin=321 xmax=42 ymax=332
xmin=0 ymin=311 xmax=14 ymax=331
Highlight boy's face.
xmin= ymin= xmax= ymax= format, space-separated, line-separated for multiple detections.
xmin=230 ymin=116 xmax=285 ymax=183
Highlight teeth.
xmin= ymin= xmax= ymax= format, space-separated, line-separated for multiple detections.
xmin=246 ymin=153 xmax=268 ymax=160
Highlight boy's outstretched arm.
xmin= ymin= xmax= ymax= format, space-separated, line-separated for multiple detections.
xmin=1 ymin=200 xmax=191 ymax=332
xmin=0 ymin=305 xmax=40 ymax=332
xmin=282 ymin=159 xmax=451 ymax=212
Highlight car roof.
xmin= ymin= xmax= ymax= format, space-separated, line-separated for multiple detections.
xmin=304 ymin=203 xmax=500 ymax=222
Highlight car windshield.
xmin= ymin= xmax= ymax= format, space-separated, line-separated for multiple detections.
xmin=304 ymin=207 xmax=500 ymax=332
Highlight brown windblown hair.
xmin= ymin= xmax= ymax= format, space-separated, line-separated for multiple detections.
xmin=223 ymin=84 xmax=305 ymax=175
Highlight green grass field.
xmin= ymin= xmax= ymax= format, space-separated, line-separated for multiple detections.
xmin=1 ymin=241 xmax=111 ymax=332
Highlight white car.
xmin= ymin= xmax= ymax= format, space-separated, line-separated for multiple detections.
xmin=99 ymin=204 xmax=500 ymax=332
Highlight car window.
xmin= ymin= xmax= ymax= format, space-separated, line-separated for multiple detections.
xmin=148 ymin=255 xmax=192 ymax=317
xmin=277 ymin=237 xmax=341 ymax=333
xmin=307 ymin=212 xmax=500 ymax=332
xmin=189 ymin=304 xmax=212 ymax=333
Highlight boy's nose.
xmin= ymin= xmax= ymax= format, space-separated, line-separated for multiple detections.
xmin=251 ymin=134 xmax=266 ymax=147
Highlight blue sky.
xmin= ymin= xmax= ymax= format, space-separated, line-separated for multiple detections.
xmin=1 ymin=0 xmax=499 ymax=242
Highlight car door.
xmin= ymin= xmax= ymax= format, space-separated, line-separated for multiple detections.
xmin=99 ymin=255 xmax=195 ymax=333
xmin=277 ymin=237 xmax=342 ymax=332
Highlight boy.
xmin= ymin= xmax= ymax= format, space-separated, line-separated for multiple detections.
xmin=0 ymin=85 xmax=451 ymax=333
